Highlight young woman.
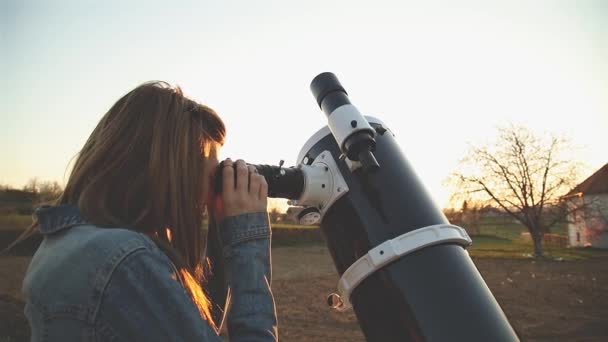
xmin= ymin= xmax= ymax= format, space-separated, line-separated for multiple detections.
xmin=20 ymin=82 xmax=278 ymax=341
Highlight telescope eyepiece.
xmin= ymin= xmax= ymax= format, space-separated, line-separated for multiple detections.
xmin=310 ymin=72 xmax=351 ymax=116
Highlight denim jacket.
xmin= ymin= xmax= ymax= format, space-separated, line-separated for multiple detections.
xmin=22 ymin=204 xmax=278 ymax=341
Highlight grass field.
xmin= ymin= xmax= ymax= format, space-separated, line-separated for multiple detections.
xmin=272 ymin=222 xmax=319 ymax=229
xmin=468 ymin=235 xmax=608 ymax=260
xmin=0 ymin=213 xmax=606 ymax=341
xmin=3 ymin=244 xmax=607 ymax=341
xmin=0 ymin=215 xmax=31 ymax=231
xmin=0 ymin=216 xmax=317 ymax=231
xmin=465 ymin=216 xmax=568 ymax=240
xmin=0 ymin=214 xmax=566 ymax=233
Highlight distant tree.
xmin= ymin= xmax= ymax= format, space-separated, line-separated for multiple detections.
xmin=18 ymin=178 xmax=63 ymax=206
xmin=37 ymin=181 xmax=63 ymax=204
xmin=442 ymin=207 xmax=459 ymax=222
xmin=269 ymin=208 xmax=281 ymax=223
xmin=449 ymin=124 xmax=585 ymax=257
xmin=23 ymin=178 xmax=39 ymax=194
xmin=461 ymin=200 xmax=469 ymax=214
xmin=460 ymin=200 xmax=481 ymax=235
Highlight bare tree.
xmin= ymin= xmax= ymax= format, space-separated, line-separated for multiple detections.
xmin=23 ymin=177 xmax=39 ymax=194
xmin=449 ymin=124 xmax=584 ymax=257
xmin=19 ymin=178 xmax=63 ymax=205
xmin=269 ymin=207 xmax=281 ymax=223
xmin=460 ymin=200 xmax=481 ymax=236
xmin=37 ymin=181 xmax=63 ymax=204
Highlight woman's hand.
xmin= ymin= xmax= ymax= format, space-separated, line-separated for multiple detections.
xmin=213 ymin=158 xmax=268 ymax=219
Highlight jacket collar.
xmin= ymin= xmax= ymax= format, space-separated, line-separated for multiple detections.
xmin=35 ymin=204 xmax=88 ymax=235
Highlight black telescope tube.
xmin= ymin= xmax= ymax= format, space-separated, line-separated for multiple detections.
xmin=307 ymin=74 xmax=518 ymax=341
xmin=213 ymin=163 xmax=304 ymax=200
xmin=310 ymin=72 xmax=351 ymax=116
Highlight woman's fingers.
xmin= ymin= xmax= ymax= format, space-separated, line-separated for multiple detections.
xmin=258 ymin=175 xmax=268 ymax=201
xmin=247 ymin=165 xmax=267 ymax=206
xmin=220 ymin=158 xmax=268 ymax=217
xmin=221 ymin=158 xmax=234 ymax=197
xmin=235 ymin=160 xmax=249 ymax=193
xmin=248 ymin=165 xmax=259 ymax=193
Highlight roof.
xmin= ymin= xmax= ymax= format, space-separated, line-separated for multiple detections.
xmin=566 ymin=163 xmax=608 ymax=196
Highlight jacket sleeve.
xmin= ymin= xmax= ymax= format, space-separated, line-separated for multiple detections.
xmin=95 ymin=243 xmax=223 ymax=342
xmin=219 ymin=212 xmax=278 ymax=342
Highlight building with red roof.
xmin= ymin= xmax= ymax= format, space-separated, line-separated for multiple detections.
xmin=565 ymin=163 xmax=608 ymax=248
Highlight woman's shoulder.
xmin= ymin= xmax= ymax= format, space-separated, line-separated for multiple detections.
xmin=68 ymin=223 xmax=157 ymax=255
xmin=23 ymin=222 xmax=216 ymax=340
xmin=23 ymin=222 xmax=166 ymax=310
xmin=40 ymin=222 xmax=158 ymax=267
xmin=31 ymin=203 xmax=163 ymax=273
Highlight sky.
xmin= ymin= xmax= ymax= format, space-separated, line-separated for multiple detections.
xmin=1 ymin=0 xmax=607 ymax=210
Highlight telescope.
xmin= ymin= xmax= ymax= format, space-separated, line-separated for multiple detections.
xmin=207 ymin=73 xmax=519 ymax=341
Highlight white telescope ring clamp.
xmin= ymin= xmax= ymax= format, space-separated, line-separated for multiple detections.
xmin=327 ymin=224 xmax=472 ymax=312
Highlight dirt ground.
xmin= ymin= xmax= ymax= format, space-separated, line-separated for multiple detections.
xmin=2 ymin=246 xmax=608 ymax=341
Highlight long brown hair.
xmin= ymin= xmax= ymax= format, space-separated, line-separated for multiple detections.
xmin=11 ymin=81 xmax=225 ymax=330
